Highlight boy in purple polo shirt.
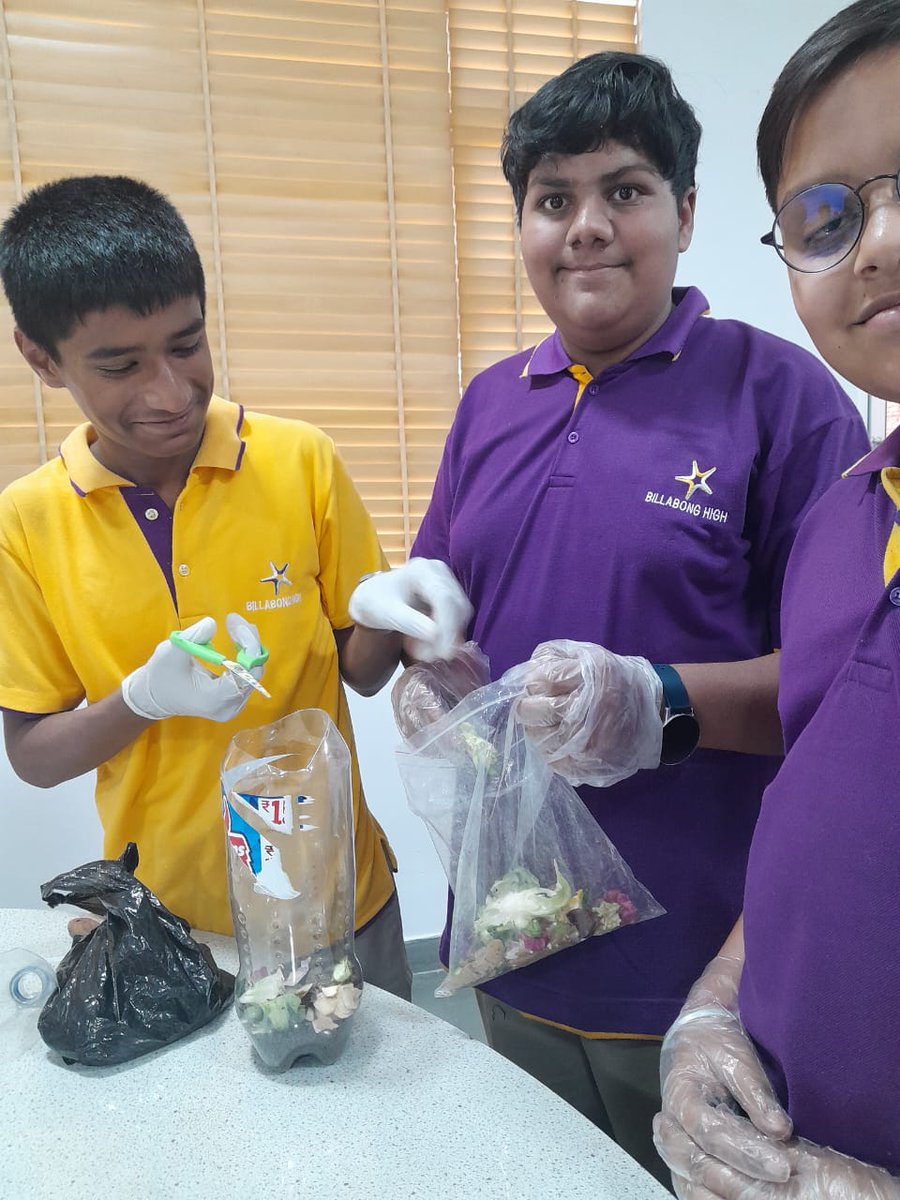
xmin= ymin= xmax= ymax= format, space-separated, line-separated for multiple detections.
xmin=409 ymin=52 xmax=869 ymax=1185
xmin=654 ymin=2 xmax=900 ymax=1195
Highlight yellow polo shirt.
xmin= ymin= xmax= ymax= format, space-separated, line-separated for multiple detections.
xmin=0 ymin=397 xmax=395 ymax=934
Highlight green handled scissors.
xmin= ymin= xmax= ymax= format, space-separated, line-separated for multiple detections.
xmin=170 ymin=630 xmax=272 ymax=699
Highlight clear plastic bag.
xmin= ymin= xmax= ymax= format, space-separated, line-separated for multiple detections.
xmin=221 ymin=709 xmax=362 ymax=1071
xmin=392 ymin=641 xmax=491 ymax=740
xmin=394 ymin=660 xmax=665 ymax=994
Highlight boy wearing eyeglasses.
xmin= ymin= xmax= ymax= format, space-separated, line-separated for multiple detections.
xmin=408 ymin=51 xmax=869 ymax=1185
xmin=654 ymin=2 xmax=900 ymax=1195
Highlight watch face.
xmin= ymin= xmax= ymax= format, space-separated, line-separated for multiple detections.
xmin=660 ymin=712 xmax=700 ymax=766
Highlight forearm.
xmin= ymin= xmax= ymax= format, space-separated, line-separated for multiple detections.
xmin=336 ymin=625 xmax=404 ymax=697
xmin=3 ymin=693 xmax=151 ymax=788
xmin=719 ymin=913 xmax=745 ymax=961
xmin=683 ymin=915 xmax=745 ymax=1014
xmin=674 ymin=653 xmax=783 ymax=756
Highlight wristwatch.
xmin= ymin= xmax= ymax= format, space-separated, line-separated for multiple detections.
xmin=651 ymin=663 xmax=700 ymax=766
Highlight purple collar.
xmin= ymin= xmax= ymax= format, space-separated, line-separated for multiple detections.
xmin=846 ymin=423 xmax=900 ymax=475
xmin=522 ymin=286 xmax=710 ymax=380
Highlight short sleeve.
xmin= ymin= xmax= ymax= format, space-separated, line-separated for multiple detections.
xmin=411 ymin=413 xmax=462 ymax=565
xmin=0 ymin=498 xmax=85 ymax=713
xmin=315 ymin=443 xmax=389 ymax=630
xmin=750 ymin=399 xmax=870 ymax=645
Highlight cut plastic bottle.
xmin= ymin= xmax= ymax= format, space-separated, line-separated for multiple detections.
xmin=221 ymin=709 xmax=362 ymax=1072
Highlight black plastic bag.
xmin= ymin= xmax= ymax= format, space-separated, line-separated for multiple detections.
xmin=38 ymin=843 xmax=234 ymax=1065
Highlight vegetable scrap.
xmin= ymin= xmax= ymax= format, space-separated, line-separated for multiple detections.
xmin=443 ymin=863 xmax=638 ymax=992
xmin=238 ymin=958 xmax=362 ymax=1037
xmin=457 ymin=722 xmax=498 ymax=773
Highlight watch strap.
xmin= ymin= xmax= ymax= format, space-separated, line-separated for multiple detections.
xmin=651 ymin=663 xmax=700 ymax=765
xmin=651 ymin=663 xmax=692 ymax=716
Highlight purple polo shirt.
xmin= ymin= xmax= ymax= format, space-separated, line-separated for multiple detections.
xmin=413 ymin=287 xmax=869 ymax=1035
xmin=740 ymin=431 xmax=900 ymax=1172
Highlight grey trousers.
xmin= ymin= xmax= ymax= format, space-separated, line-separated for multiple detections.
xmin=354 ymin=889 xmax=413 ymax=1002
xmin=476 ymin=991 xmax=673 ymax=1191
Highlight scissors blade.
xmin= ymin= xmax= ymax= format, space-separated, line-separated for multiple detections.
xmin=222 ymin=659 xmax=271 ymax=700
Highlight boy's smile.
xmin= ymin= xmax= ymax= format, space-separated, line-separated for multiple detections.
xmin=779 ymin=46 xmax=900 ymax=403
xmin=16 ymin=295 xmax=214 ymax=491
xmin=519 ymin=143 xmax=695 ymax=377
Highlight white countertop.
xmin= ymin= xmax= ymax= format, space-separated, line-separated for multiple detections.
xmin=0 ymin=908 xmax=669 ymax=1200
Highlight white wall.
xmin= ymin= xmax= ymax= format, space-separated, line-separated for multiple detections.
xmin=346 ymin=680 xmax=449 ymax=940
xmin=0 ymin=749 xmax=101 ymax=909
xmin=640 ymin=0 xmax=868 ymax=417
xmin=0 ymin=0 xmax=861 ymax=941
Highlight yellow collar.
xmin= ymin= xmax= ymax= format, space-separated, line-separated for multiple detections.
xmin=59 ymin=395 xmax=245 ymax=495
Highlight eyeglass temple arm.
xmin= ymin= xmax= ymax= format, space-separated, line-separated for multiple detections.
xmin=760 ymin=231 xmax=776 ymax=246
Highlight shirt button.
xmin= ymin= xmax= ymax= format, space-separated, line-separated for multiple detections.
xmin=178 ymin=564 xmax=190 ymax=577
xmin=587 ymin=384 xmax=599 ymax=396
xmin=890 ymin=587 xmax=900 ymax=606
xmin=144 ymin=508 xmax=159 ymax=521
xmin=567 ymin=431 xmax=580 ymax=444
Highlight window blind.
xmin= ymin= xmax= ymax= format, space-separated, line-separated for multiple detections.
xmin=0 ymin=0 xmax=636 ymax=557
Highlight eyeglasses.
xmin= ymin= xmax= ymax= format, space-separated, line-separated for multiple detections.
xmin=760 ymin=168 xmax=900 ymax=273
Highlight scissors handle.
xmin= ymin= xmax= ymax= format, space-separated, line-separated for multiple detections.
xmin=236 ymin=644 xmax=269 ymax=671
xmin=170 ymin=630 xmax=269 ymax=671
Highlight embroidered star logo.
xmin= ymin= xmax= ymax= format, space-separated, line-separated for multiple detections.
xmin=260 ymin=562 xmax=292 ymax=596
xmin=675 ymin=460 xmax=717 ymax=500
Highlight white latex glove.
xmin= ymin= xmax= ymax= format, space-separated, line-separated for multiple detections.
xmin=348 ymin=558 xmax=472 ymax=663
xmin=121 ymin=614 xmax=265 ymax=722
xmin=515 ymin=639 xmax=663 ymax=786
xmin=657 ymin=1129 xmax=900 ymax=1200
xmin=654 ymin=954 xmax=794 ymax=1195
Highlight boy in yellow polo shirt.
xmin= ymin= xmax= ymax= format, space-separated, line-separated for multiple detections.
xmin=0 ymin=174 xmax=470 ymax=998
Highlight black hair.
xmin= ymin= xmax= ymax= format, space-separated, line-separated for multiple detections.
xmin=501 ymin=52 xmax=701 ymax=222
xmin=758 ymin=0 xmax=900 ymax=212
xmin=0 ymin=174 xmax=206 ymax=357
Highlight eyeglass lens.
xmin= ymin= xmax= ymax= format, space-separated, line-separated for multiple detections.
xmin=775 ymin=183 xmax=863 ymax=272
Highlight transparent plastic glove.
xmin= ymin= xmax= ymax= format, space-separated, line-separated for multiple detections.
xmin=391 ymin=641 xmax=490 ymax=739
xmin=657 ymin=1128 xmax=900 ymax=1200
xmin=121 ymin=614 xmax=265 ymax=722
xmin=348 ymin=558 xmax=473 ymax=662
xmin=654 ymin=954 xmax=793 ymax=1192
xmin=515 ymin=639 xmax=663 ymax=786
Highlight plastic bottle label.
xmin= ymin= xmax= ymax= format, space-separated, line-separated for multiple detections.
xmin=223 ymin=792 xmax=315 ymax=900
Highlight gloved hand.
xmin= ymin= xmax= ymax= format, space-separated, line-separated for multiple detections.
xmin=515 ymin=640 xmax=664 ymax=786
xmin=653 ymin=954 xmax=793 ymax=1196
xmin=391 ymin=641 xmax=491 ymax=739
xmin=655 ymin=1129 xmax=900 ymax=1200
xmin=348 ymin=558 xmax=472 ymax=663
xmin=121 ymin=614 xmax=265 ymax=722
